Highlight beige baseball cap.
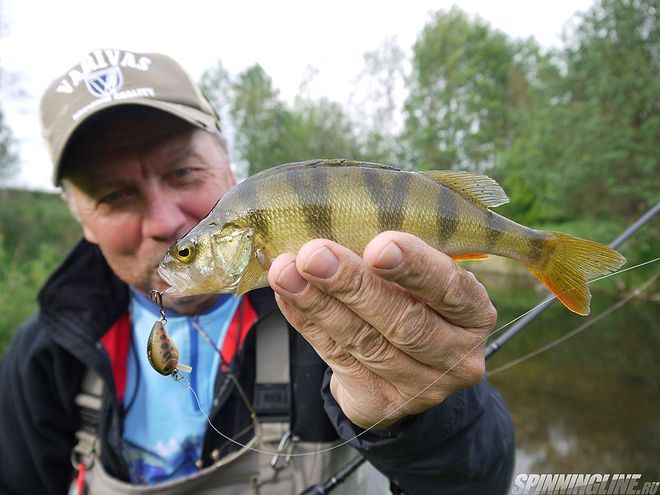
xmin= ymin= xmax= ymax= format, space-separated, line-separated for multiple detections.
xmin=40 ymin=48 xmax=220 ymax=185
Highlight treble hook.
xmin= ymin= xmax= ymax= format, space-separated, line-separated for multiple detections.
xmin=149 ymin=289 xmax=162 ymax=306
xmin=149 ymin=289 xmax=167 ymax=323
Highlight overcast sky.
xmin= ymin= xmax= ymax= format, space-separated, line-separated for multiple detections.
xmin=1 ymin=0 xmax=595 ymax=191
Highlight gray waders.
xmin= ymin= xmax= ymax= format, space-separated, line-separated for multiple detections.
xmin=70 ymin=312 xmax=388 ymax=495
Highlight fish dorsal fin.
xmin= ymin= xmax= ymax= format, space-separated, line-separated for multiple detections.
xmin=420 ymin=170 xmax=509 ymax=208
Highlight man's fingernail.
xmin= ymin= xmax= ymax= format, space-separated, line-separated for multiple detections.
xmin=303 ymin=247 xmax=339 ymax=279
xmin=373 ymin=241 xmax=403 ymax=269
xmin=276 ymin=262 xmax=308 ymax=293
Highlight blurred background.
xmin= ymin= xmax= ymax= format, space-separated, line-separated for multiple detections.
xmin=1 ymin=0 xmax=658 ymax=484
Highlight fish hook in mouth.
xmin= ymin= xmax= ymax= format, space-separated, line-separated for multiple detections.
xmin=157 ymin=265 xmax=191 ymax=295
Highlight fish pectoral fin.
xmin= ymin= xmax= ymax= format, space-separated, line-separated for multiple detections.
xmin=236 ymin=256 xmax=270 ymax=295
xmin=420 ymin=170 xmax=509 ymax=208
xmin=451 ymin=253 xmax=491 ymax=261
xmin=256 ymin=248 xmax=272 ymax=270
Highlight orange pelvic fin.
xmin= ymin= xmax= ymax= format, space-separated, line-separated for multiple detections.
xmin=451 ymin=253 xmax=491 ymax=262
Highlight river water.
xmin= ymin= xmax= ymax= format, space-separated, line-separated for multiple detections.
xmin=479 ymin=267 xmax=660 ymax=484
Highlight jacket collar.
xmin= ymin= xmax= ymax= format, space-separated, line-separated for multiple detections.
xmin=37 ymin=238 xmax=277 ymax=352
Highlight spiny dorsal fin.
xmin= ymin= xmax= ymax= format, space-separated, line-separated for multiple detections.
xmin=420 ymin=170 xmax=509 ymax=208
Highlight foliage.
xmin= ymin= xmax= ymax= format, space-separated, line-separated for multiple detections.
xmin=403 ymin=7 xmax=517 ymax=172
xmin=201 ymin=64 xmax=362 ymax=176
xmin=351 ymin=38 xmax=408 ymax=165
xmin=496 ymin=0 xmax=659 ymax=224
xmin=287 ymin=97 xmax=361 ymax=162
xmin=398 ymin=0 xmax=658 ymax=225
xmin=0 ymin=108 xmax=17 ymax=184
xmin=0 ymin=189 xmax=80 ymax=354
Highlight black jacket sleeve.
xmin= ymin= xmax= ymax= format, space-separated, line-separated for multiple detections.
xmin=322 ymin=371 xmax=515 ymax=495
xmin=0 ymin=314 xmax=84 ymax=495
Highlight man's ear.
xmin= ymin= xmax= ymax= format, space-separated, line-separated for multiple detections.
xmin=61 ymin=188 xmax=98 ymax=244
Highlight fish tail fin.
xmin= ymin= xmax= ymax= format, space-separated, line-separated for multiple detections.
xmin=527 ymin=232 xmax=626 ymax=315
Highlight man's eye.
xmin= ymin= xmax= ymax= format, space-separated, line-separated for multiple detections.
xmin=100 ymin=190 xmax=130 ymax=204
xmin=172 ymin=168 xmax=193 ymax=179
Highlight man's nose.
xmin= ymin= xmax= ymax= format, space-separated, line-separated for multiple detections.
xmin=142 ymin=190 xmax=188 ymax=241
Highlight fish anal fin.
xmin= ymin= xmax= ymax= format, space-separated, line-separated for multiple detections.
xmin=452 ymin=253 xmax=491 ymax=261
xmin=420 ymin=170 xmax=509 ymax=208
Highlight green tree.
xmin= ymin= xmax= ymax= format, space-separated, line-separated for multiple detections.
xmin=199 ymin=59 xmax=232 ymax=113
xmin=403 ymin=7 xmax=516 ymax=172
xmin=493 ymin=47 xmax=569 ymax=224
xmin=0 ymin=107 xmax=17 ymax=184
xmin=202 ymin=61 xmax=362 ymax=175
xmin=0 ymin=190 xmax=81 ymax=354
xmin=228 ymin=64 xmax=295 ymax=175
xmin=558 ymin=0 xmax=658 ymax=220
xmin=352 ymin=38 xmax=407 ymax=166
xmin=498 ymin=0 xmax=659 ymax=223
xmin=288 ymin=97 xmax=361 ymax=161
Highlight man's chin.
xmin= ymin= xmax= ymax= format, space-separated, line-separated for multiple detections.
xmin=162 ymin=292 xmax=221 ymax=315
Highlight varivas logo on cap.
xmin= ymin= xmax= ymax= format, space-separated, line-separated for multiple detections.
xmin=84 ymin=66 xmax=124 ymax=98
xmin=40 ymin=48 xmax=220 ymax=185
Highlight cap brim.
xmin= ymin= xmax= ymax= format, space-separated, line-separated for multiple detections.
xmin=52 ymin=98 xmax=218 ymax=185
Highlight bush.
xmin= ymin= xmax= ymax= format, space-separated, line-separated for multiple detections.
xmin=0 ymin=189 xmax=80 ymax=354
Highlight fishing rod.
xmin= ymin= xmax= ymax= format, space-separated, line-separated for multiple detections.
xmin=300 ymin=201 xmax=660 ymax=495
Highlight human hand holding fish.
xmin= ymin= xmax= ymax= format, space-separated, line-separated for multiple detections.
xmin=267 ymin=231 xmax=495 ymax=429
xmin=156 ymin=159 xmax=626 ymax=426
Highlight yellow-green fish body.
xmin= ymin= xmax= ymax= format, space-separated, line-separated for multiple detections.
xmin=158 ymin=159 xmax=626 ymax=315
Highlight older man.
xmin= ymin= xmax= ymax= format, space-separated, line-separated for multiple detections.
xmin=0 ymin=49 xmax=514 ymax=494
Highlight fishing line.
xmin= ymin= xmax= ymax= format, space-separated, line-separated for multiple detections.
xmin=589 ymin=256 xmax=659 ymax=282
xmin=353 ymin=257 xmax=660 ymax=437
xmin=174 ymin=256 xmax=659 ymax=459
xmin=488 ymin=269 xmax=659 ymax=376
xmin=174 ymin=372 xmax=359 ymax=458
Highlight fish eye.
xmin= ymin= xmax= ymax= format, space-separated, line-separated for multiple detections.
xmin=173 ymin=241 xmax=196 ymax=263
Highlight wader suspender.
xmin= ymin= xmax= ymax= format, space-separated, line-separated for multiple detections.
xmin=71 ymin=310 xmax=293 ymax=491
xmin=253 ymin=311 xmax=295 ymax=472
xmin=71 ymin=367 xmax=104 ymax=492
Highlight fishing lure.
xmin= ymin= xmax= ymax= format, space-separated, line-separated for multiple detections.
xmin=147 ymin=290 xmax=192 ymax=377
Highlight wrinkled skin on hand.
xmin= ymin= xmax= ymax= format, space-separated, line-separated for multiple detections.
xmin=267 ymin=231 xmax=497 ymax=429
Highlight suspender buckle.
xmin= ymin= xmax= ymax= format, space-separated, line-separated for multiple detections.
xmin=270 ymin=430 xmax=294 ymax=472
xmin=253 ymin=383 xmax=291 ymax=422
xmin=70 ymin=430 xmax=98 ymax=470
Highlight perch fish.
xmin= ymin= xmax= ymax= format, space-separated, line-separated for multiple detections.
xmin=158 ymin=159 xmax=626 ymax=315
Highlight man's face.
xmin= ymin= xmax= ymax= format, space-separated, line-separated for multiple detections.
xmin=62 ymin=109 xmax=235 ymax=313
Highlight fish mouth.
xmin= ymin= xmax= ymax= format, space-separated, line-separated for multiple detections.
xmin=157 ymin=264 xmax=192 ymax=296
